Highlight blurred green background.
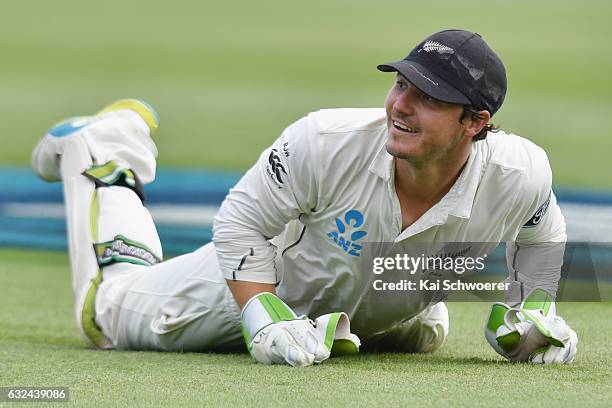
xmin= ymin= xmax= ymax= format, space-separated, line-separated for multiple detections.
xmin=1 ymin=0 xmax=610 ymax=188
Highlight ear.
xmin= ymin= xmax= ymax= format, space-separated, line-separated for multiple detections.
xmin=465 ymin=110 xmax=491 ymax=139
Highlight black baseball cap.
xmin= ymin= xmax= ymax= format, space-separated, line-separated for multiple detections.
xmin=377 ymin=29 xmax=507 ymax=116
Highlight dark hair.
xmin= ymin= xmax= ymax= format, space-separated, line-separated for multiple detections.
xmin=459 ymin=106 xmax=499 ymax=141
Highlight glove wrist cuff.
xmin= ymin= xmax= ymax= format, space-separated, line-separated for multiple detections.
xmin=315 ymin=312 xmax=361 ymax=355
xmin=241 ymin=292 xmax=298 ymax=344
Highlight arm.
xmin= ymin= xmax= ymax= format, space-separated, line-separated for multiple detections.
xmin=213 ymin=116 xmax=318 ymax=285
xmin=226 ymin=280 xmax=276 ymax=309
xmin=214 ymin=115 xmax=316 ymax=308
xmin=214 ymin=117 xmax=323 ymax=366
xmin=485 ymin=151 xmax=577 ymax=364
xmin=213 ymin=116 xmax=359 ymax=365
xmin=505 ymin=191 xmax=566 ymax=305
xmin=503 ymin=144 xmax=566 ymax=304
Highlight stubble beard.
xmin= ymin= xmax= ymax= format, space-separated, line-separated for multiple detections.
xmin=385 ymin=130 xmax=466 ymax=170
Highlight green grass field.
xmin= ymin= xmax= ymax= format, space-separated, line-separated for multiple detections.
xmin=1 ymin=249 xmax=611 ymax=406
xmin=2 ymin=0 xmax=612 ymax=406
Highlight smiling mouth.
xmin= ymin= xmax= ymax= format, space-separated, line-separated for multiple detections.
xmin=392 ymin=120 xmax=418 ymax=134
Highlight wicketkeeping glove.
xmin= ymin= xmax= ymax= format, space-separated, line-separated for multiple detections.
xmin=484 ymin=288 xmax=578 ymax=364
xmin=241 ymin=292 xmax=360 ymax=367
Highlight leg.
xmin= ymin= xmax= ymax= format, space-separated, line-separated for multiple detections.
xmin=363 ymin=302 xmax=449 ymax=353
xmin=57 ymin=104 xmax=161 ymax=348
xmin=34 ymin=101 xmax=243 ymax=351
xmin=96 ymin=243 xmax=243 ymax=351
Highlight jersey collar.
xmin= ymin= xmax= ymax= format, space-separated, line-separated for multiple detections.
xmin=368 ymin=137 xmax=483 ymax=221
xmin=368 ymin=140 xmax=394 ymax=181
xmin=445 ymin=144 xmax=482 ymax=219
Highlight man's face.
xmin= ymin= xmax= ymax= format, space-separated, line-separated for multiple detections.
xmin=384 ymin=74 xmax=470 ymax=165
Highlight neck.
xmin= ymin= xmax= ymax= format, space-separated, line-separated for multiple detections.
xmin=394 ymin=145 xmax=471 ymax=203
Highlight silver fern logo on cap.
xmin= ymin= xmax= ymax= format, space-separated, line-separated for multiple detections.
xmin=422 ymin=40 xmax=454 ymax=54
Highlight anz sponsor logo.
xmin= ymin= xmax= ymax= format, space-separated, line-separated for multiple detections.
xmin=327 ymin=209 xmax=368 ymax=257
xmin=266 ymin=148 xmax=287 ymax=188
xmin=524 ymin=191 xmax=551 ymax=228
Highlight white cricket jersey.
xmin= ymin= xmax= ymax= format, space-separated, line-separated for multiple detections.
xmin=213 ymin=108 xmax=566 ymax=338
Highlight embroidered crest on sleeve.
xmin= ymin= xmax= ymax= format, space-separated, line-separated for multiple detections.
xmin=523 ymin=191 xmax=552 ymax=228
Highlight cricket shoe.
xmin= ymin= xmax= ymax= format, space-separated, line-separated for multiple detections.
xmin=31 ymin=99 xmax=159 ymax=182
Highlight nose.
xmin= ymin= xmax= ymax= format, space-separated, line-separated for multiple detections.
xmin=392 ymin=86 xmax=416 ymax=116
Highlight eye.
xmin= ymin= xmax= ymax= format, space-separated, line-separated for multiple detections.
xmin=395 ymin=79 xmax=406 ymax=89
xmin=420 ymin=92 xmax=436 ymax=103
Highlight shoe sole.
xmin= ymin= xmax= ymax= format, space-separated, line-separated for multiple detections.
xmin=97 ymin=99 xmax=159 ymax=135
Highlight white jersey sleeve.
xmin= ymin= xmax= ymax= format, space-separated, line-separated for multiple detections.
xmin=213 ymin=116 xmax=319 ymax=284
xmin=505 ymin=145 xmax=567 ymax=304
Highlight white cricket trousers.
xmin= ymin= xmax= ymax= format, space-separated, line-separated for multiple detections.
xmin=61 ymin=110 xmax=243 ymax=351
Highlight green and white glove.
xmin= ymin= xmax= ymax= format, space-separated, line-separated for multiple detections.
xmin=484 ymin=288 xmax=578 ymax=364
xmin=313 ymin=312 xmax=361 ymax=357
xmin=241 ymin=292 xmax=360 ymax=367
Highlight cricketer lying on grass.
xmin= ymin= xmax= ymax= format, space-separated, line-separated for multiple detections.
xmin=31 ymin=29 xmax=577 ymax=366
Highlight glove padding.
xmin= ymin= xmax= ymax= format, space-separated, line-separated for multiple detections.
xmin=527 ymin=315 xmax=578 ymax=364
xmin=242 ymin=293 xmax=360 ymax=367
xmin=250 ymin=319 xmax=330 ymax=367
xmin=313 ymin=312 xmax=361 ymax=357
xmin=485 ymin=288 xmax=578 ymax=364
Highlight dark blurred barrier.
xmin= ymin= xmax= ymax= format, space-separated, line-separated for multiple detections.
xmin=2 ymin=167 xmax=612 ymax=292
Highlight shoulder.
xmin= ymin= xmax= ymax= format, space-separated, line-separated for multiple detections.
xmin=475 ymin=130 xmax=553 ymax=205
xmin=306 ymin=108 xmax=387 ymax=135
xmin=281 ymin=108 xmax=387 ymax=168
xmin=279 ymin=108 xmax=387 ymax=179
xmin=478 ymin=130 xmax=552 ymax=188
xmin=282 ymin=107 xmax=386 ymax=155
xmin=302 ymin=108 xmax=388 ymax=163
xmin=282 ymin=108 xmax=387 ymax=152
xmin=478 ymin=130 xmax=551 ymax=173
xmin=283 ymin=109 xmax=388 ymax=194
xmin=468 ymin=131 xmax=557 ymax=237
